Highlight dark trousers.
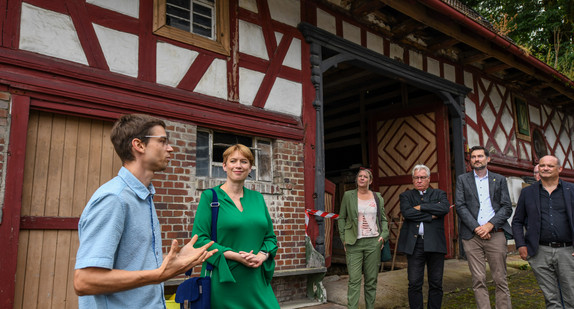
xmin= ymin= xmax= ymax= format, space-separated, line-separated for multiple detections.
xmin=407 ymin=237 xmax=445 ymax=309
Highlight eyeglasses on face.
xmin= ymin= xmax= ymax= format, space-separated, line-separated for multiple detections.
xmin=144 ymin=135 xmax=170 ymax=146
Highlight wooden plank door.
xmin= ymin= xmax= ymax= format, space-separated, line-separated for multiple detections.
xmin=371 ymin=104 xmax=455 ymax=258
xmin=13 ymin=111 xmax=121 ymax=309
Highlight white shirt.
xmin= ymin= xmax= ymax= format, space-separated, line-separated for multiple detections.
xmin=474 ymin=170 xmax=495 ymax=226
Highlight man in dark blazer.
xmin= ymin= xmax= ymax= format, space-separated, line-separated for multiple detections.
xmin=455 ymin=146 xmax=513 ymax=309
xmin=398 ymin=164 xmax=450 ymax=309
xmin=512 ymin=155 xmax=574 ymax=308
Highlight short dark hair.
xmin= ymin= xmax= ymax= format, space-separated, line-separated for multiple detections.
xmin=470 ymin=146 xmax=489 ymax=157
xmin=110 ymin=114 xmax=166 ymax=163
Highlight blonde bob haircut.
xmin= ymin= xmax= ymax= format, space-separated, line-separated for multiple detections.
xmin=222 ymin=144 xmax=255 ymax=166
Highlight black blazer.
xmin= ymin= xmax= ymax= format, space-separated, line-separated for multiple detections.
xmin=397 ymin=188 xmax=451 ymax=255
xmin=512 ymin=180 xmax=574 ymax=256
xmin=455 ymin=170 xmax=513 ymax=240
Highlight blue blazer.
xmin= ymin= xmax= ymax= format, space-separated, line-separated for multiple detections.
xmin=455 ymin=170 xmax=513 ymax=240
xmin=512 ymin=180 xmax=574 ymax=256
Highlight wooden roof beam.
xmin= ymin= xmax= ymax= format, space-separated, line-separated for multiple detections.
xmin=460 ymin=51 xmax=491 ymax=64
xmin=351 ymin=0 xmax=386 ymax=17
xmin=378 ymin=0 xmax=574 ymax=103
xmin=392 ymin=18 xmax=427 ymax=39
xmin=484 ymin=62 xmax=512 ymax=74
xmin=428 ymin=37 xmax=460 ymax=52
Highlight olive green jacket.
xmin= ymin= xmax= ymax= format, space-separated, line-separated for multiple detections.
xmin=338 ymin=189 xmax=389 ymax=245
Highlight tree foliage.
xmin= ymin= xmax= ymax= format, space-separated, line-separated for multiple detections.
xmin=464 ymin=0 xmax=574 ymax=79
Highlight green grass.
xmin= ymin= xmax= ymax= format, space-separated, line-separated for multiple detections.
xmin=441 ymin=269 xmax=545 ymax=309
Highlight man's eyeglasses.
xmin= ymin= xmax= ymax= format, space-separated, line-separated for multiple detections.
xmin=412 ymin=176 xmax=429 ymax=181
xmin=144 ymin=135 xmax=170 ymax=146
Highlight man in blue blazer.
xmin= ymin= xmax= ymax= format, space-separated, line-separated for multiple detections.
xmin=512 ymin=155 xmax=574 ymax=308
xmin=455 ymin=146 xmax=513 ymax=309
xmin=398 ymin=164 xmax=450 ymax=309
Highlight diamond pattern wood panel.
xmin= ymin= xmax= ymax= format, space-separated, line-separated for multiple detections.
xmin=376 ymin=112 xmax=438 ymax=177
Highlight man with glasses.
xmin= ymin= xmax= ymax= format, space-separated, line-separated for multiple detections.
xmin=455 ymin=146 xmax=513 ymax=309
xmin=74 ymin=114 xmax=216 ymax=309
xmin=398 ymin=164 xmax=450 ymax=309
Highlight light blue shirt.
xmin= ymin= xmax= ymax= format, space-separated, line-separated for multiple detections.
xmin=474 ymin=170 xmax=495 ymax=226
xmin=76 ymin=167 xmax=165 ymax=309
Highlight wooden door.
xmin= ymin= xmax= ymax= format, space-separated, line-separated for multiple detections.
xmin=13 ymin=111 xmax=121 ymax=309
xmin=371 ymin=104 xmax=455 ymax=258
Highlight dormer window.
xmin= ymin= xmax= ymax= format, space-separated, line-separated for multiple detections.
xmin=153 ymin=0 xmax=230 ymax=55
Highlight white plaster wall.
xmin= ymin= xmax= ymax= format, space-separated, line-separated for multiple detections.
xmin=443 ymin=63 xmax=455 ymax=83
xmin=409 ymin=50 xmax=423 ymax=70
xmin=342 ymin=21 xmax=361 ymax=45
xmin=494 ymin=127 xmax=507 ymax=153
xmin=317 ymin=9 xmax=336 ymax=35
xmin=283 ymin=38 xmax=302 ymax=70
xmin=93 ymin=24 xmax=138 ymax=77
xmin=482 ymin=127 xmax=489 ymax=147
xmin=367 ymin=32 xmax=384 ymax=54
xmin=481 ymin=104 xmax=496 ymax=127
xmin=465 ymin=97 xmax=477 ymax=123
xmin=87 ymin=0 xmax=138 ymax=18
xmin=268 ymin=0 xmax=300 ymax=27
xmin=522 ymin=143 xmax=531 ymax=161
xmin=265 ymin=78 xmax=302 ymax=116
xmin=500 ymin=108 xmax=513 ymax=135
xmin=239 ymin=67 xmax=265 ymax=106
xmin=427 ymin=57 xmax=440 ymax=76
xmin=239 ymin=0 xmax=258 ymax=13
xmin=506 ymin=176 xmax=525 ymax=206
xmin=156 ymin=42 xmax=198 ymax=87
xmin=389 ymin=43 xmax=403 ymax=61
xmin=274 ymin=32 xmax=283 ymax=45
xmin=529 ymin=105 xmax=540 ymax=126
xmin=194 ymin=59 xmax=227 ymax=100
xmin=479 ymin=78 xmax=489 ymax=104
xmin=239 ymin=21 xmax=268 ymax=60
xmin=19 ymin=3 xmax=88 ymax=65
xmin=490 ymin=85 xmax=503 ymax=111
xmin=466 ymin=126 xmax=480 ymax=149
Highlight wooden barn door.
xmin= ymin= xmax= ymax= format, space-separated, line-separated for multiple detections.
xmin=371 ymin=104 xmax=455 ymax=258
xmin=13 ymin=111 xmax=121 ymax=309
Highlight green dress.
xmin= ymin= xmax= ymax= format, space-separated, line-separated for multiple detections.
xmin=191 ymin=185 xmax=279 ymax=309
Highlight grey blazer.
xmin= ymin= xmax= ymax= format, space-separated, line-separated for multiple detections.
xmin=455 ymin=170 xmax=513 ymax=240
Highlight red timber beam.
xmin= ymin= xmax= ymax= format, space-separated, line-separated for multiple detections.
xmin=0 ymin=95 xmax=30 ymax=308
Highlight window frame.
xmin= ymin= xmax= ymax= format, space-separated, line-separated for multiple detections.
xmin=197 ymin=129 xmax=273 ymax=182
xmin=153 ymin=0 xmax=230 ymax=56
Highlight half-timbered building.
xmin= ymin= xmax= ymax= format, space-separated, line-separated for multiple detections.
xmin=1 ymin=0 xmax=574 ymax=307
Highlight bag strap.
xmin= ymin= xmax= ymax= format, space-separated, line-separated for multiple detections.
xmin=185 ymin=188 xmax=219 ymax=276
xmin=206 ymin=188 xmax=219 ymax=272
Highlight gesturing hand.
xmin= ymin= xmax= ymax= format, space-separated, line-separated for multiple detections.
xmin=159 ymin=235 xmax=217 ymax=281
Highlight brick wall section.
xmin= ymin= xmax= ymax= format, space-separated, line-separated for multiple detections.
xmin=271 ymin=140 xmax=307 ymax=271
xmin=272 ymin=276 xmax=307 ymax=303
xmin=150 ymin=119 xmax=309 ymax=300
xmin=0 ymin=91 xmax=10 ymax=223
xmin=151 ymin=120 xmax=198 ymax=250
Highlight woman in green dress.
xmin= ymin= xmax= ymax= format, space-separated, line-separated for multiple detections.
xmin=192 ymin=144 xmax=279 ymax=308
